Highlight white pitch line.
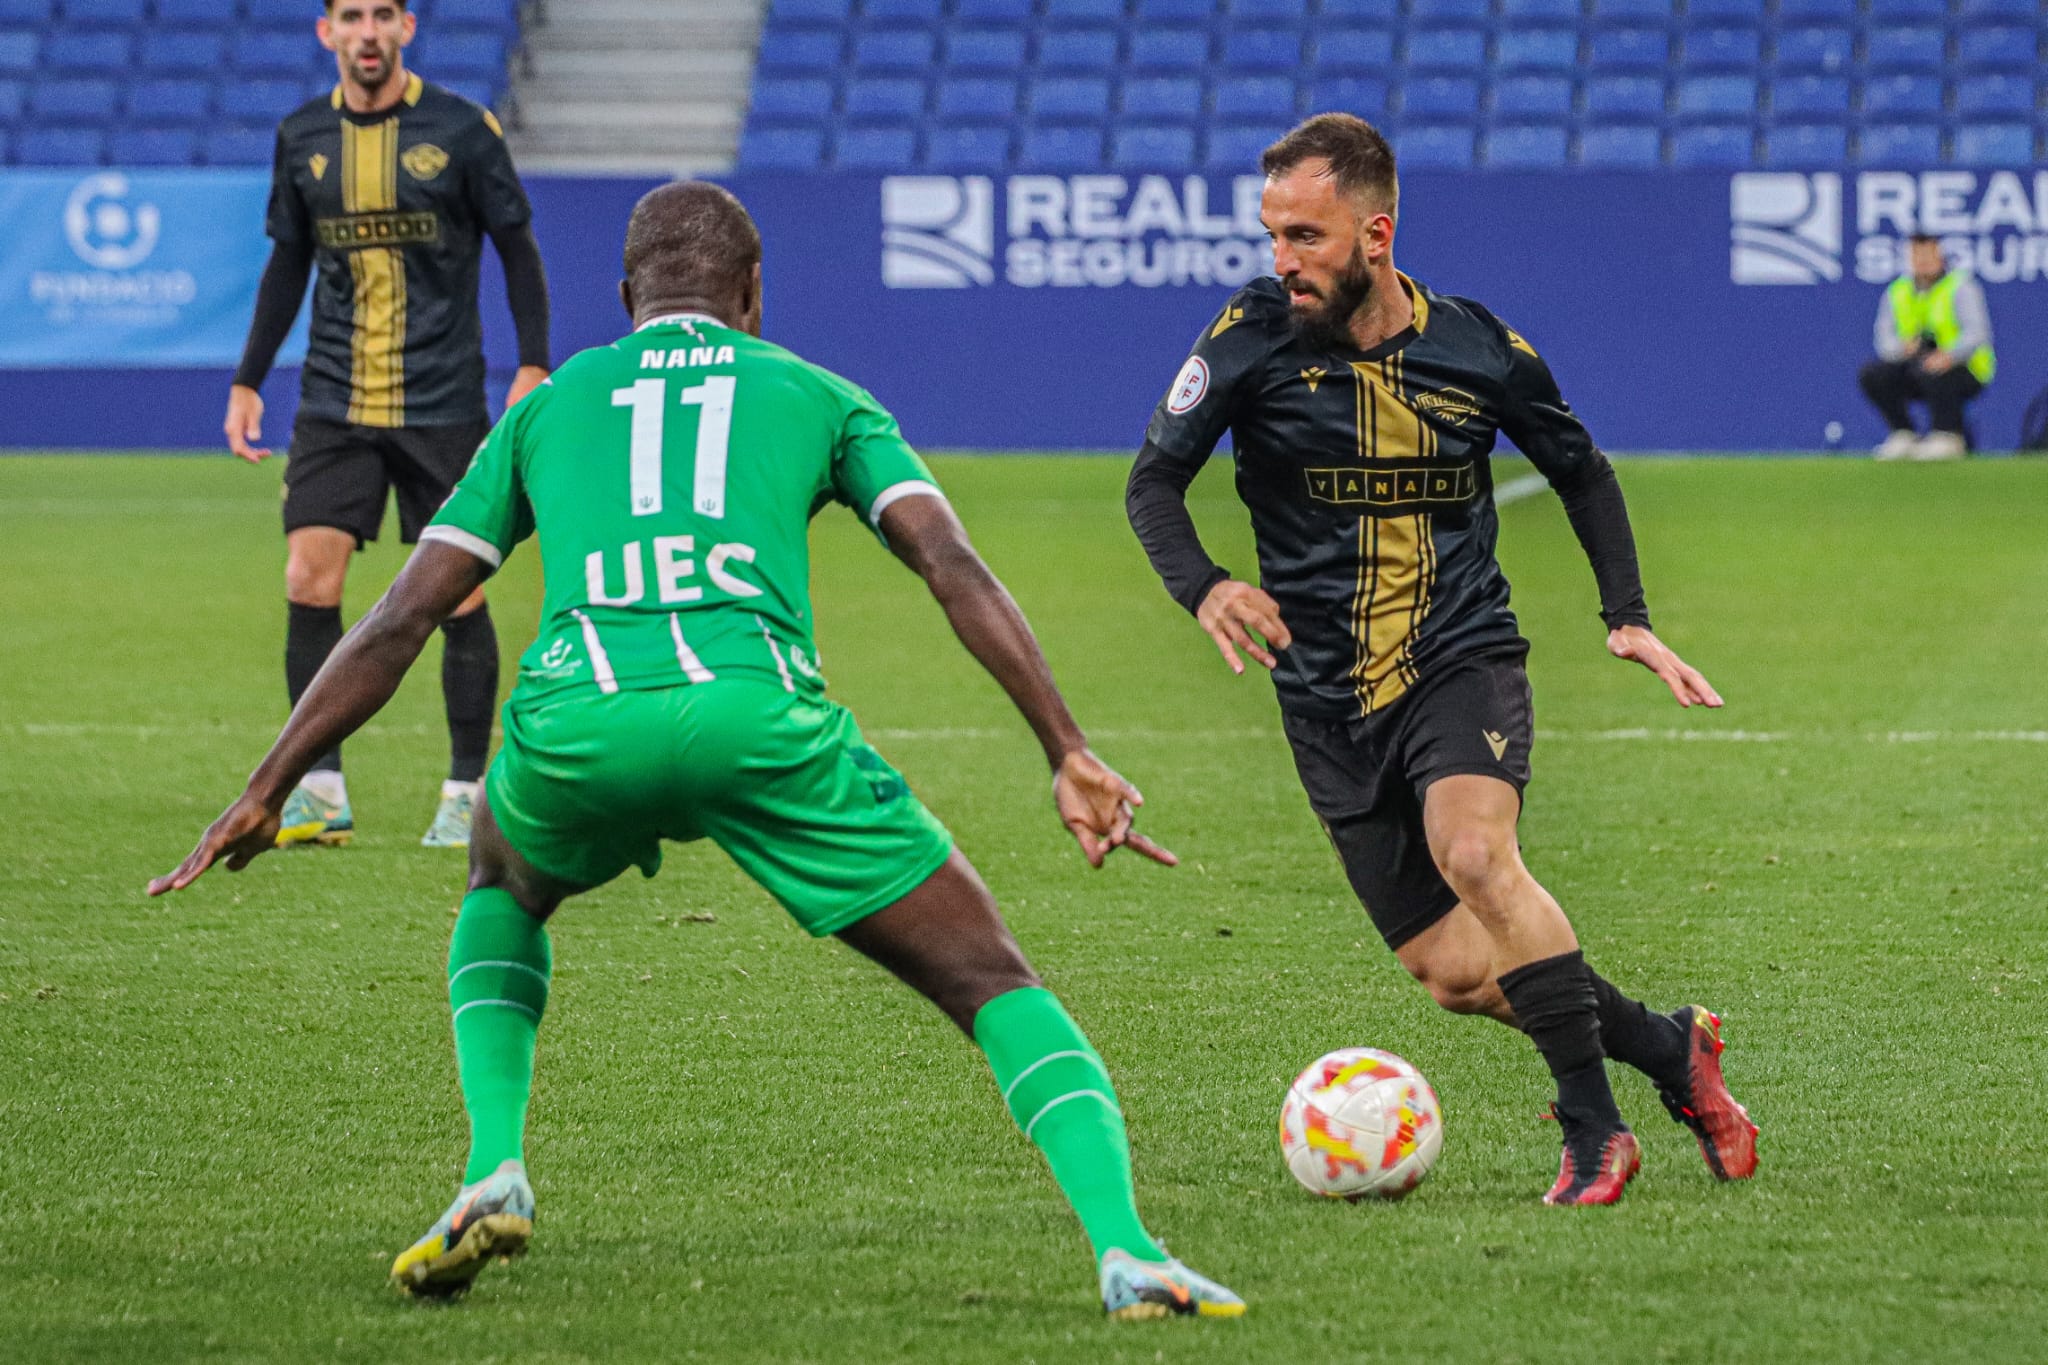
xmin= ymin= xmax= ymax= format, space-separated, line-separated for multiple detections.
xmin=1494 ymin=473 xmax=1550 ymax=507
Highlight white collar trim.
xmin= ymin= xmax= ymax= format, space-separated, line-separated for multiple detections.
xmin=636 ymin=311 xmax=727 ymax=332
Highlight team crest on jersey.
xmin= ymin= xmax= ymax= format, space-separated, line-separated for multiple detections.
xmin=1166 ymin=356 xmax=1210 ymax=414
xmin=402 ymin=143 xmax=450 ymax=181
xmin=1300 ymin=366 xmax=1326 ymax=393
xmin=1411 ymin=387 xmax=1483 ymax=427
xmin=308 ymin=153 xmax=328 ymax=181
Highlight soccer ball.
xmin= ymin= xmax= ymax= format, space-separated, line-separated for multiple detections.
xmin=1279 ymin=1048 xmax=1443 ymax=1200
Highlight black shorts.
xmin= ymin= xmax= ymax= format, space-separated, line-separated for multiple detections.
xmin=1282 ymin=646 xmax=1535 ymax=950
xmin=282 ymin=414 xmax=490 ymax=548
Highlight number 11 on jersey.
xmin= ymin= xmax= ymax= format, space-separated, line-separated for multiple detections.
xmin=611 ymin=375 xmax=738 ymax=520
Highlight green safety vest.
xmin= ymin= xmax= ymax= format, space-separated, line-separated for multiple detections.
xmin=1888 ymin=271 xmax=1995 ymax=384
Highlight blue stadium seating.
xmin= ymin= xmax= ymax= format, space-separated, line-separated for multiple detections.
xmin=945 ymin=30 xmax=1027 ymax=71
xmin=1679 ymin=29 xmax=1762 ymax=72
xmin=20 ymin=124 xmax=104 ymax=164
xmin=1957 ymin=0 xmax=2035 ymax=17
xmin=1121 ymin=76 xmax=1202 ymax=120
xmin=1029 ymin=76 xmax=1111 ymax=119
xmin=1137 ymin=0 xmax=1216 ymax=20
xmin=954 ymin=0 xmax=1031 ymax=17
xmin=243 ymin=0 xmax=313 ymax=22
xmin=1405 ymin=29 xmax=1488 ymax=73
xmin=771 ymin=0 xmax=853 ymax=20
xmin=844 ymin=77 xmax=926 ymax=120
xmin=936 ymin=77 xmax=1018 ymax=119
xmin=1399 ymin=125 xmax=1477 ymax=169
xmin=1589 ymin=29 xmax=1670 ymax=71
xmin=1112 ymin=124 xmax=1197 ymax=168
xmin=153 ymin=0 xmax=235 ymax=21
xmin=1321 ymin=0 xmax=1399 ymax=20
xmin=1403 ymin=76 xmax=1481 ymax=120
xmin=1230 ymin=0 xmax=1310 ymax=18
xmin=46 ymin=29 xmax=131 ymax=72
xmin=1862 ymin=74 xmax=1942 ymax=119
xmin=1775 ymin=0 xmax=1855 ymax=15
xmin=1585 ymin=74 xmax=1665 ymax=118
xmin=232 ymin=30 xmax=316 ymax=76
xmin=758 ymin=30 xmax=842 ymax=73
xmin=417 ymin=31 xmax=509 ymax=79
xmin=67 ymin=0 xmax=147 ymax=22
xmin=1953 ymin=122 xmax=2032 ymax=165
xmin=1955 ymin=27 xmax=2037 ymax=73
xmin=1499 ymin=0 xmax=1580 ymax=20
xmin=1687 ymin=0 xmax=1766 ymax=21
xmin=1579 ymin=125 xmax=1663 ymax=167
xmin=1205 ymin=122 xmax=1284 ymax=169
xmin=0 ymin=78 xmax=22 ymax=121
xmin=142 ymin=30 xmax=224 ymax=73
xmin=110 ymin=126 xmax=197 ymax=165
xmin=1492 ymin=75 xmax=1573 ymax=119
xmin=739 ymin=126 xmax=826 ymax=170
xmin=1411 ymin=0 xmax=1491 ymax=23
xmin=0 ymin=30 xmax=38 ymax=72
xmin=1309 ymin=76 xmax=1389 ymax=117
xmin=927 ymin=124 xmax=1012 ymax=168
xmin=32 ymin=77 xmax=117 ymax=122
xmin=1223 ymin=29 xmax=1302 ymax=72
xmin=218 ymin=78 xmax=305 ymax=124
xmin=1044 ymin=0 xmax=1123 ymax=20
xmin=1867 ymin=0 xmax=1946 ymax=19
xmin=1674 ymin=75 xmax=1757 ymax=121
xmin=751 ymin=78 xmax=834 ymax=121
xmin=853 ymin=29 xmax=936 ymax=71
xmin=1762 ymin=124 xmax=1849 ymax=166
xmin=1670 ymin=124 xmax=1752 ymax=166
xmin=1592 ymin=0 xmax=1677 ymax=23
xmin=127 ymin=79 xmax=212 ymax=127
xmin=865 ymin=0 xmax=944 ymax=20
xmin=1214 ymin=76 xmax=1295 ymax=121
xmin=1496 ymin=28 xmax=1579 ymax=74
xmin=1039 ymin=28 xmax=1120 ymax=71
xmin=1129 ymin=30 xmax=1209 ymax=72
xmin=1953 ymin=75 xmax=2034 ymax=119
xmin=1864 ymin=27 xmax=1945 ymax=73
xmin=1774 ymin=27 xmax=1854 ymax=73
xmin=1770 ymin=75 xmax=1850 ymax=120
xmin=0 ymin=0 xmax=51 ymax=21
xmin=1485 ymin=124 xmax=1570 ymax=167
xmin=834 ymin=125 xmax=918 ymax=170
xmin=1313 ymin=29 xmax=1397 ymax=73
xmin=1859 ymin=122 xmax=1942 ymax=163
xmin=1019 ymin=124 xmax=1105 ymax=170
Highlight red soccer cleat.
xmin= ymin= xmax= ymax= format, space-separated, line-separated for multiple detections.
xmin=1657 ymin=1006 xmax=1759 ymax=1181
xmin=1542 ymin=1109 xmax=1642 ymax=1206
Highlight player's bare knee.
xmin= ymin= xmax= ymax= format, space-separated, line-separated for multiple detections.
xmin=1404 ymin=951 xmax=1494 ymax=1016
xmin=1433 ymin=831 xmax=1517 ymax=906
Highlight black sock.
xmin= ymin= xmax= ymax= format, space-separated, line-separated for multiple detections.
xmin=1497 ymin=950 xmax=1622 ymax=1125
xmin=441 ymin=605 xmax=498 ymax=783
xmin=286 ymin=601 xmax=344 ymax=774
xmin=1587 ymin=968 xmax=1688 ymax=1086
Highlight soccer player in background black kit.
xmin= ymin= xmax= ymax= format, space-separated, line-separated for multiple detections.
xmin=1127 ymin=115 xmax=1758 ymax=1204
xmin=223 ymin=0 xmax=551 ymax=850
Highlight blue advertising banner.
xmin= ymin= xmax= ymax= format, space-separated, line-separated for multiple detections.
xmin=0 ymin=169 xmax=308 ymax=368
xmin=3 ymin=167 xmax=2045 ymax=452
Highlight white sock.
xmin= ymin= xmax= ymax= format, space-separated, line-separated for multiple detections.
xmin=441 ymin=779 xmax=480 ymax=800
xmin=302 ymin=770 xmax=347 ymax=805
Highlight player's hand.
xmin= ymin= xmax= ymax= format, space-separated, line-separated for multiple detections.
xmin=146 ymin=793 xmax=282 ymax=896
xmin=1607 ymin=625 xmax=1723 ymax=709
xmin=506 ymin=365 xmax=550 ymax=408
xmin=1196 ymin=579 xmax=1292 ymax=675
xmin=1054 ymin=749 xmax=1177 ymax=869
xmin=224 ymin=384 xmax=270 ymax=462
xmin=1919 ymin=350 xmax=1955 ymax=374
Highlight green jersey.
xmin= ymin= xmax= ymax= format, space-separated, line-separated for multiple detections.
xmin=422 ymin=312 xmax=940 ymax=704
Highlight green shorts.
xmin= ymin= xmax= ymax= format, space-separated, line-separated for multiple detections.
xmin=485 ymin=680 xmax=955 ymax=937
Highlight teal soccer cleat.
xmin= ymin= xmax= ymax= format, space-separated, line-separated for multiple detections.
xmin=275 ymin=781 xmax=352 ymax=848
xmin=390 ymin=1160 xmax=534 ymax=1299
xmin=420 ymin=782 xmax=477 ymax=848
xmin=1099 ymin=1248 xmax=1246 ymax=1320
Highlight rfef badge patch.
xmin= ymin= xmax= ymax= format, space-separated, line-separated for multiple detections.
xmin=1166 ymin=355 xmax=1210 ymax=414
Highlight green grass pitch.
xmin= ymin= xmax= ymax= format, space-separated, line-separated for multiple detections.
xmin=3 ymin=452 xmax=2045 ymax=1362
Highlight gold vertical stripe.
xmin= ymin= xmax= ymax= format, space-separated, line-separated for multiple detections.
xmin=1345 ymin=357 xmax=1436 ymax=716
xmin=339 ymin=119 xmax=405 ymax=427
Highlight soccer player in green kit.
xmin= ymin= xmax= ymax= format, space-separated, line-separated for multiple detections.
xmin=150 ymin=183 xmax=1243 ymax=1321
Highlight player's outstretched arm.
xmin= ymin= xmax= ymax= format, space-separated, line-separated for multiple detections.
xmin=147 ymin=542 xmax=492 ymax=895
xmin=877 ymin=494 xmax=1175 ymax=869
xmin=1607 ymin=625 xmax=1724 ymax=709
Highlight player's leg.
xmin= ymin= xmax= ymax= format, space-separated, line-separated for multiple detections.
xmin=1913 ymin=367 xmax=1982 ymax=460
xmin=833 ymin=852 xmax=1244 ymax=1319
xmin=394 ymin=422 xmax=499 ymax=847
xmin=1858 ymin=359 xmax=1920 ymax=458
xmin=277 ymin=418 xmax=388 ymax=846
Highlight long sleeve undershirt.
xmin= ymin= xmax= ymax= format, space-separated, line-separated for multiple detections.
xmin=232 ymin=239 xmax=313 ymax=391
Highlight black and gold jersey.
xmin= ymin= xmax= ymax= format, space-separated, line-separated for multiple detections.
xmin=1142 ymin=273 xmax=1623 ymax=721
xmin=266 ymin=72 xmax=532 ymax=429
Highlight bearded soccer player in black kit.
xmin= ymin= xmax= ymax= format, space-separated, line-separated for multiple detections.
xmin=224 ymin=0 xmax=551 ymax=851
xmin=1127 ymin=114 xmax=1759 ymax=1204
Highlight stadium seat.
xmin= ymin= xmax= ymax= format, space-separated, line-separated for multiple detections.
xmin=863 ymin=0 xmax=944 ymax=19
xmin=1228 ymin=0 xmax=1311 ymax=19
xmin=434 ymin=0 xmax=523 ymax=25
xmin=18 ymin=125 xmax=105 ymax=164
xmin=441 ymin=78 xmax=500 ymax=109
xmin=201 ymin=125 xmax=276 ymax=165
xmin=945 ymin=29 xmax=1027 ymax=71
xmin=1121 ymin=76 xmax=1203 ymax=120
xmin=1669 ymin=124 xmax=1752 ymax=167
xmin=1213 ymin=75 xmax=1296 ymax=120
xmin=1671 ymin=75 xmax=1753 ymax=120
xmin=1590 ymin=0 xmax=1675 ymax=23
xmin=757 ymin=30 xmax=843 ymax=73
xmin=833 ymin=125 xmax=918 ymax=170
xmin=935 ymin=77 xmax=1019 ymax=119
xmin=153 ymin=0 xmax=236 ymax=21
xmin=142 ymin=30 xmax=225 ymax=73
xmin=1955 ymin=27 xmax=2037 ymax=73
xmin=1223 ymin=29 xmax=1302 ymax=72
xmin=1410 ymin=0 xmax=1491 ymax=22
xmin=737 ymin=125 xmax=826 ymax=169
xmin=1857 ymin=122 xmax=1941 ymax=164
xmin=1957 ymin=0 xmax=2036 ymax=19
xmin=1492 ymin=75 xmax=1574 ymax=119
xmin=1039 ymin=29 xmax=1121 ymax=71
xmin=1130 ymin=30 xmax=1210 ymax=71
xmin=1307 ymin=75 xmax=1390 ymax=117
xmin=110 ymin=127 xmax=199 ymax=166
xmin=1137 ymin=0 xmax=1218 ymax=19
xmin=1319 ymin=0 xmax=1399 ymax=19
xmin=1953 ymin=75 xmax=2034 ymax=119
xmin=1769 ymin=76 xmax=1850 ymax=120
xmin=1772 ymin=27 xmax=1853 ymax=74
xmin=1584 ymin=74 xmax=1665 ymax=118
xmin=1953 ymin=122 xmax=2033 ymax=164
xmin=65 ymin=0 xmax=147 ymax=21
xmin=843 ymin=77 xmax=925 ymax=120
xmin=1112 ymin=124 xmax=1197 ymax=168
xmin=31 ymin=79 xmax=119 ymax=122
xmin=1684 ymin=0 xmax=1764 ymax=21
xmin=954 ymin=0 xmax=1032 ymax=19
xmin=0 ymin=0 xmax=51 ymax=21
xmin=1867 ymin=0 xmax=1946 ymax=19
xmin=244 ymin=0 xmax=314 ymax=20
xmin=1404 ymin=29 xmax=1487 ymax=72
xmin=1578 ymin=124 xmax=1662 ymax=167
xmin=1312 ymin=29 xmax=1397 ymax=74
xmin=0 ymin=78 xmax=21 ymax=121
xmin=1044 ymin=0 xmax=1125 ymax=20
xmin=770 ymin=0 xmax=854 ymax=19
xmin=1762 ymin=125 xmax=1848 ymax=166
xmin=1205 ymin=122 xmax=1286 ymax=169
xmin=420 ymin=31 xmax=509 ymax=77
xmin=1499 ymin=0 xmax=1580 ymax=18
xmin=1402 ymin=76 xmax=1481 ymax=120
xmin=925 ymin=124 xmax=1011 ymax=169
xmin=232 ymin=30 xmax=318 ymax=75
xmin=749 ymin=77 xmax=834 ymax=121
xmin=853 ymin=30 xmax=936 ymax=71
xmin=1019 ymin=124 xmax=1106 ymax=170
xmin=45 ymin=30 xmax=133 ymax=73
xmin=1864 ymin=27 xmax=1945 ymax=73
xmin=1028 ymin=76 xmax=1112 ymax=119
xmin=1861 ymin=75 xmax=1942 ymax=119
xmin=1587 ymin=28 xmax=1668 ymax=70
xmin=0 ymin=29 xmax=37 ymax=73
xmin=1398 ymin=125 xmax=1476 ymax=169
xmin=1774 ymin=0 xmax=1854 ymax=16
xmin=1678 ymin=28 xmax=1760 ymax=71
xmin=1495 ymin=28 xmax=1579 ymax=73
xmin=1485 ymin=125 xmax=1570 ymax=167
xmin=219 ymin=78 xmax=307 ymax=123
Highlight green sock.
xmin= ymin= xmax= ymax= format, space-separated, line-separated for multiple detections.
xmin=974 ymin=987 xmax=1165 ymax=1264
xmin=447 ymin=888 xmax=551 ymax=1184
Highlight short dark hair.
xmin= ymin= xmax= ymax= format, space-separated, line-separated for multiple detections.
xmin=623 ymin=181 xmax=763 ymax=304
xmin=326 ymin=1 xmax=410 ymax=9
xmin=1261 ymin=113 xmax=1399 ymax=219
xmin=1908 ymin=232 xmax=1941 ymax=246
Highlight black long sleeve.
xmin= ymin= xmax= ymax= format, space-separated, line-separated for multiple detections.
xmin=232 ymin=239 xmax=313 ymax=390
xmin=1126 ymin=438 xmax=1230 ymax=615
xmin=490 ymin=223 xmax=552 ymax=371
xmin=1547 ymin=452 xmax=1650 ymax=631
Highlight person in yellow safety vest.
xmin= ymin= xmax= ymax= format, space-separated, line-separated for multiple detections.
xmin=1859 ymin=233 xmax=1995 ymax=462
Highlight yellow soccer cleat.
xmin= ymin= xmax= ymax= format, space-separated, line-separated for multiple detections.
xmin=275 ymin=782 xmax=353 ymax=848
xmin=1099 ymin=1248 xmax=1246 ymax=1320
xmin=390 ymin=1161 xmax=533 ymax=1299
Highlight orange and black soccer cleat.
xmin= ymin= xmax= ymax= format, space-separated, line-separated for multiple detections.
xmin=1542 ymin=1108 xmax=1642 ymax=1206
xmin=1657 ymin=1006 xmax=1759 ymax=1181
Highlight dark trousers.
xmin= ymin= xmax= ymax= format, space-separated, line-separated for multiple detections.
xmin=1859 ymin=358 xmax=1984 ymax=437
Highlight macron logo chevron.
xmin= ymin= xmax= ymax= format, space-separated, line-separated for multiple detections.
xmin=881 ymin=176 xmax=995 ymax=288
xmin=1730 ymin=173 xmax=1843 ymax=285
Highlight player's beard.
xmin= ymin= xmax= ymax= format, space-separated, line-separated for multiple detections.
xmin=1284 ymin=244 xmax=1374 ymax=353
xmin=348 ymin=40 xmax=399 ymax=92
